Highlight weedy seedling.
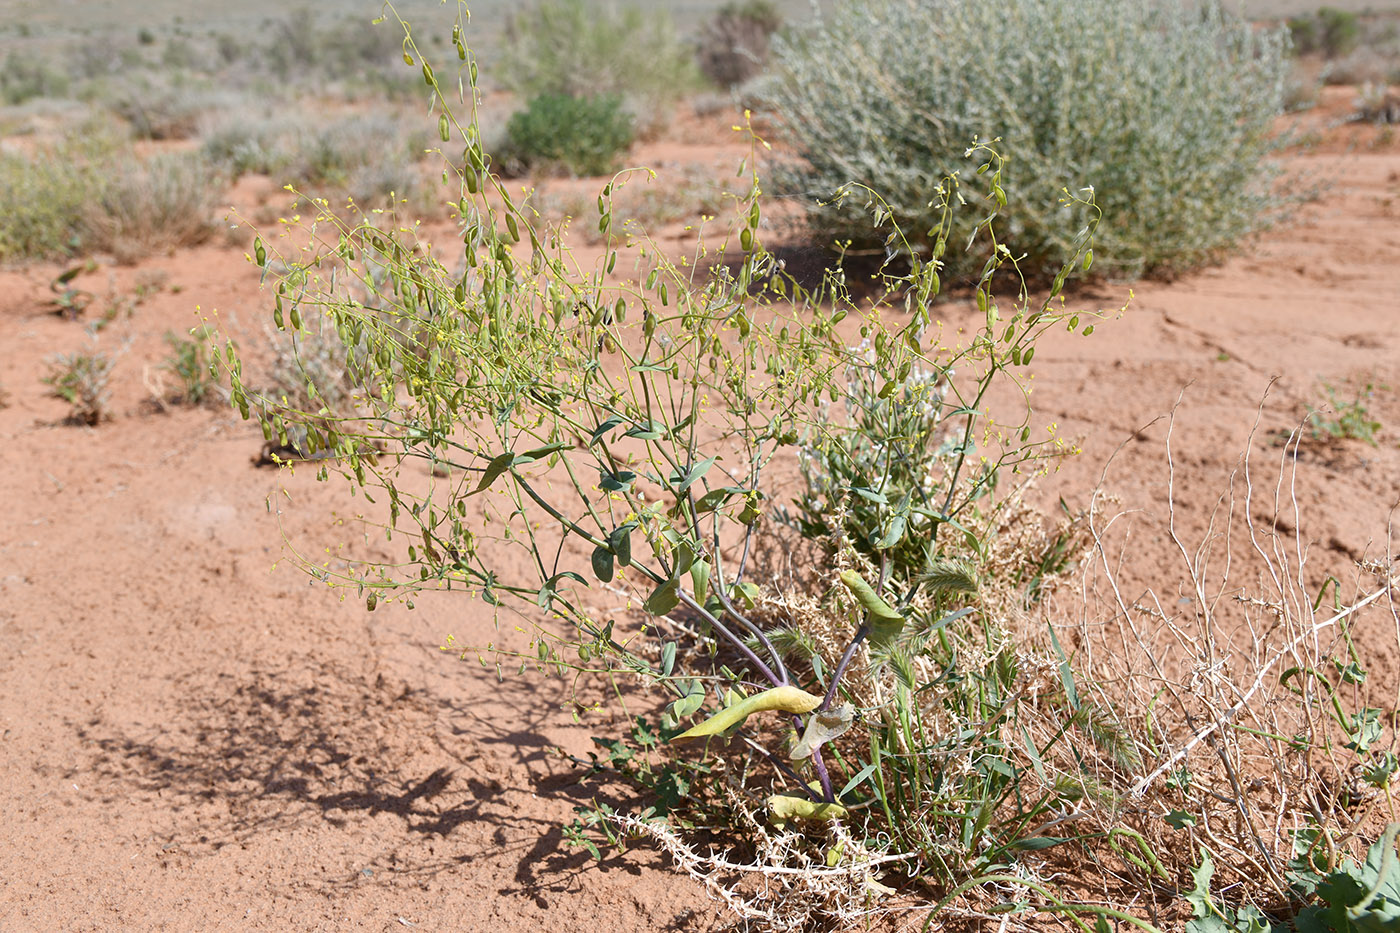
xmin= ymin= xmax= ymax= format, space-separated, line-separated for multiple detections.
xmin=42 ymin=348 xmax=115 ymax=425
xmin=160 ymin=326 xmax=219 ymax=406
xmin=1308 ymin=380 xmax=1383 ymax=446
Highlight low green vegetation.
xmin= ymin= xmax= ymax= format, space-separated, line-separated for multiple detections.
xmin=42 ymin=347 xmax=115 ymax=425
xmin=498 ymin=93 xmax=634 ymax=177
xmin=160 ymin=326 xmax=220 ymax=406
xmin=0 ymin=121 xmax=222 ymax=263
xmin=1309 ymin=380 xmax=1384 ymax=446
xmin=1290 ymin=6 xmax=1363 ymax=58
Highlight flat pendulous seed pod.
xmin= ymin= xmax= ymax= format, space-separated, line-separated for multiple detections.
xmin=768 ymin=795 xmax=848 ymax=822
xmin=838 ymin=570 xmax=903 ymax=624
xmin=671 ymin=686 xmax=822 ymax=742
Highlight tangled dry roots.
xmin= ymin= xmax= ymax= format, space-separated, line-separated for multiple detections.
xmin=610 ymin=803 xmax=916 ymax=932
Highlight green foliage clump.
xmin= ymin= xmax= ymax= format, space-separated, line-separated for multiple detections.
xmin=765 ymin=0 xmax=1290 ymax=278
xmin=696 ymin=0 xmax=783 ymax=89
xmin=1289 ymin=7 xmax=1362 ymax=59
xmin=217 ymin=11 xmax=1160 ymax=924
xmin=1308 ymin=380 xmax=1383 ymax=446
xmin=500 ymin=93 xmax=634 ymax=177
xmin=499 ymin=0 xmax=698 ymax=133
xmin=43 ymin=348 xmax=115 ymax=425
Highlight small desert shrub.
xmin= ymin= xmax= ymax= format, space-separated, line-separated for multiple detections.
xmin=499 ymin=0 xmax=698 ymax=134
xmin=766 ymin=0 xmax=1290 ymax=278
xmin=287 ymin=114 xmax=429 ymax=204
xmin=1324 ymin=47 xmax=1396 ymax=87
xmin=696 ymin=0 xmax=783 ymax=89
xmin=43 ymin=349 xmax=115 ymax=425
xmin=0 ymin=49 xmax=70 ymax=105
xmin=1289 ymin=7 xmax=1362 ymax=58
xmin=201 ymin=112 xmax=299 ymax=176
xmin=499 ymin=93 xmax=633 ymax=177
xmin=0 ymin=125 xmax=118 ymax=261
xmin=108 ymin=83 xmax=222 ymax=140
xmin=80 ymin=152 xmax=224 ymax=263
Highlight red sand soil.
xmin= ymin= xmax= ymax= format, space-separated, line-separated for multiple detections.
xmin=2 ymin=94 xmax=1399 ymax=930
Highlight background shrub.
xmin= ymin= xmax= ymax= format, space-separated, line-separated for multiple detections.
xmin=499 ymin=0 xmax=697 ymax=134
xmin=0 ymin=124 xmax=118 ymax=261
xmin=1290 ymin=7 xmax=1362 ymax=58
xmin=0 ymin=49 xmax=70 ymax=104
xmin=500 ymin=93 xmax=634 ymax=177
xmin=696 ymin=0 xmax=783 ymax=89
xmin=80 ymin=152 xmax=224 ymax=263
xmin=765 ymin=0 xmax=1290 ymax=278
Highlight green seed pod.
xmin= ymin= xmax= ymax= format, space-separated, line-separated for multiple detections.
xmin=438 ymin=114 xmax=450 ymax=142
xmin=837 ymin=570 xmax=902 ymax=625
xmin=672 ymin=686 xmax=822 ymax=741
xmin=768 ymin=795 xmax=847 ymax=823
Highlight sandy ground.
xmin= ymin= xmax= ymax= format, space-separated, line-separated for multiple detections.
xmin=1 ymin=92 xmax=1399 ymax=931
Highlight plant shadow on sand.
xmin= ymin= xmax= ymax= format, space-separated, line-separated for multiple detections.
xmin=69 ymin=653 xmax=690 ymax=912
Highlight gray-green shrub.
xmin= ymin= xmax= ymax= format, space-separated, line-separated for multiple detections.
xmin=80 ymin=152 xmax=224 ymax=263
xmin=0 ymin=125 xmax=118 ymax=261
xmin=765 ymin=0 xmax=1291 ymax=278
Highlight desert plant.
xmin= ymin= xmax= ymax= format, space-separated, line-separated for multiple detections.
xmin=0 ymin=124 xmax=117 ymax=261
xmin=1308 ymin=380 xmax=1384 ymax=446
xmin=42 ymin=348 xmax=115 ymax=425
xmin=213 ymin=12 xmax=1183 ymax=929
xmin=1290 ymin=7 xmax=1363 ymax=59
xmin=499 ymin=93 xmax=634 ymax=177
xmin=696 ymin=0 xmax=783 ymax=89
xmin=0 ymin=49 xmax=70 ymax=105
xmin=80 ymin=152 xmax=224 ymax=263
xmin=498 ymin=0 xmax=698 ymax=134
xmin=160 ymin=326 xmax=220 ymax=406
xmin=109 ymin=85 xmax=212 ymax=140
xmin=765 ymin=0 xmax=1290 ymax=278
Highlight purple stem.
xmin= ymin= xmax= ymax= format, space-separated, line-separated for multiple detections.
xmin=821 ymin=622 xmax=870 ymax=712
xmin=811 ymin=745 xmax=836 ymax=803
